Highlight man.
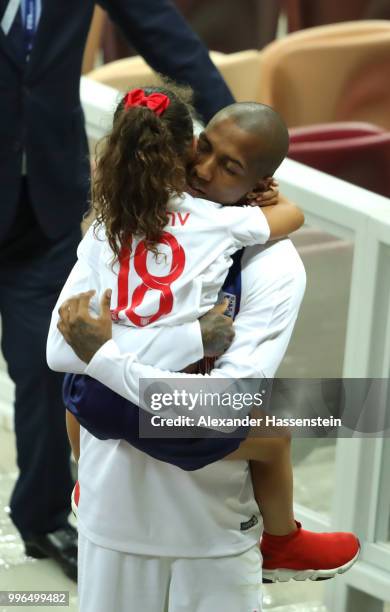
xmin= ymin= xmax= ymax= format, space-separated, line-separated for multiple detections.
xmin=50 ymin=118 xmax=307 ymax=608
xmin=57 ymin=247 xmax=305 ymax=612
xmin=0 ymin=0 xmax=234 ymax=582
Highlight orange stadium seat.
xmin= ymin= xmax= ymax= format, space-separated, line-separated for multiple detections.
xmin=258 ymin=21 xmax=390 ymax=128
xmin=86 ymin=49 xmax=262 ymax=103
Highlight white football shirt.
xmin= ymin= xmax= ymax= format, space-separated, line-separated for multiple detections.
xmin=78 ymin=192 xmax=270 ymax=328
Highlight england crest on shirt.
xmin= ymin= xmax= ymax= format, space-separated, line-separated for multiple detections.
xmin=217 ymin=290 xmax=236 ymax=318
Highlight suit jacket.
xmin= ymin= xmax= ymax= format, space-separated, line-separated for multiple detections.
xmin=0 ymin=0 xmax=234 ymax=243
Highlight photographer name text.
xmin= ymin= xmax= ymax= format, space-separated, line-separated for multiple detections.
xmin=150 ymin=415 xmax=342 ymax=428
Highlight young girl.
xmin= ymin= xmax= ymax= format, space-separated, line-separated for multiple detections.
xmin=48 ymin=82 xmax=359 ymax=586
xmin=56 ymin=80 xmax=298 ymax=454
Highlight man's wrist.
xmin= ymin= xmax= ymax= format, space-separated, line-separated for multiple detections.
xmin=85 ymin=339 xmax=118 ymax=375
xmin=199 ymin=312 xmax=234 ymax=357
xmin=183 ymin=320 xmax=204 ymax=361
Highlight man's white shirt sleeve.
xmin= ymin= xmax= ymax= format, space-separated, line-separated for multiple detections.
xmin=46 ymin=226 xmax=102 ymax=373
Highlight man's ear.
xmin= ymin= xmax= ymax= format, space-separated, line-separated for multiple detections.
xmin=245 ymin=179 xmax=267 ymax=204
xmin=245 ymin=177 xmax=276 ymax=203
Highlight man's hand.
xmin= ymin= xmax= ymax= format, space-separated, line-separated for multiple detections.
xmin=199 ymin=299 xmax=235 ymax=357
xmin=57 ymin=289 xmax=113 ymax=363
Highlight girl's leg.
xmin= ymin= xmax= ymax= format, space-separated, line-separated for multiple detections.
xmin=226 ymin=430 xmax=296 ymax=536
xmin=66 ymin=410 xmax=80 ymax=463
xmin=225 ymin=418 xmax=360 ymax=583
xmin=251 ymin=435 xmax=296 ymax=536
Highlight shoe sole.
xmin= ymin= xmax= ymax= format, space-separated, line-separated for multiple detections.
xmin=71 ymin=488 xmax=78 ymax=519
xmin=25 ymin=543 xmax=49 ymax=559
xmin=262 ymin=548 xmax=360 ymax=583
xmin=70 ymin=487 xmax=78 ymax=529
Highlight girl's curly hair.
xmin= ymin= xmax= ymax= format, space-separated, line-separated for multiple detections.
xmin=92 ymin=80 xmax=194 ymax=260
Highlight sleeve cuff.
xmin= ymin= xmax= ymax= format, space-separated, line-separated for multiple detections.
xmin=252 ymin=207 xmax=271 ymax=244
xmin=178 ymin=320 xmax=204 ymax=367
xmin=85 ymin=339 xmax=136 ymax=382
xmin=84 ymin=320 xmax=203 ymax=387
xmin=231 ymin=206 xmax=271 ymax=248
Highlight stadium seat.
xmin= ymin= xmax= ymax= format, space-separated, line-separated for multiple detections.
xmin=258 ymin=21 xmax=390 ymax=128
xmin=288 ymin=122 xmax=390 ymax=197
xmin=86 ymin=49 xmax=262 ymax=103
xmin=335 ymin=56 xmax=390 ymax=129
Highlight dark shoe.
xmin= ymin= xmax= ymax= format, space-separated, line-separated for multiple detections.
xmin=24 ymin=524 xmax=77 ymax=582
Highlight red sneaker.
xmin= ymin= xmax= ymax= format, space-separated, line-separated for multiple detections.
xmin=71 ymin=481 xmax=80 ymax=518
xmin=261 ymin=522 xmax=360 ymax=583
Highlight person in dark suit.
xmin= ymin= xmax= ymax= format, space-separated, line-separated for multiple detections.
xmin=0 ymin=0 xmax=234 ymax=582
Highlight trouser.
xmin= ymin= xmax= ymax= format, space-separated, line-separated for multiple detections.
xmin=0 ymin=179 xmax=81 ymax=538
xmin=78 ymin=532 xmax=263 ymax=612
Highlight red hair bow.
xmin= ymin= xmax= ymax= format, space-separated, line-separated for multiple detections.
xmin=124 ymin=88 xmax=170 ymax=116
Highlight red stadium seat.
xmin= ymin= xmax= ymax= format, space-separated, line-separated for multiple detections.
xmin=288 ymin=122 xmax=390 ymax=198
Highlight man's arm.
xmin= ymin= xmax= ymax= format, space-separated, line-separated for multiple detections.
xmin=60 ymin=240 xmax=305 ymax=419
xmin=47 ymin=225 xmax=206 ymax=374
xmin=213 ymin=239 xmax=306 ymax=379
xmin=98 ymin=0 xmax=234 ymax=122
xmin=47 ymin=227 xmax=234 ymax=375
xmin=47 ymin=230 xmax=102 ymax=373
xmin=48 ymin=280 xmax=205 ymax=374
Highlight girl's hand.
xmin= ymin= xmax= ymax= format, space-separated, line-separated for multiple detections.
xmin=247 ymin=177 xmax=279 ymax=207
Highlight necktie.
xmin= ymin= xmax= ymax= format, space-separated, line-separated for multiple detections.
xmin=23 ymin=0 xmax=37 ymax=60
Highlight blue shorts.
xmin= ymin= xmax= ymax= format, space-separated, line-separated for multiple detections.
xmin=63 ymin=374 xmax=248 ymax=471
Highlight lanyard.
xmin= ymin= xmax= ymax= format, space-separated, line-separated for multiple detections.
xmin=23 ymin=0 xmax=36 ymax=59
